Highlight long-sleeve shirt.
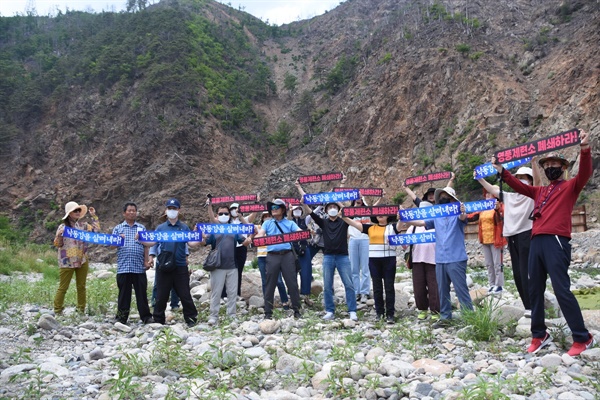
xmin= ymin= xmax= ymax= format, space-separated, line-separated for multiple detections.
xmin=501 ymin=147 xmax=592 ymax=239
xmin=54 ymin=219 xmax=100 ymax=269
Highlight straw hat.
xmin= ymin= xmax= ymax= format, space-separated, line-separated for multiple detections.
xmin=62 ymin=201 xmax=88 ymax=220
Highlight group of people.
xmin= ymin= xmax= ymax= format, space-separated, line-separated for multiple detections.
xmin=52 ymin=130 xmax=595 ymax=356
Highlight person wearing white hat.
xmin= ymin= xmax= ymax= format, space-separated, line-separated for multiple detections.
xmin=404 ymin=187 xmax=473 ymax=327
xmin=492 ymin=129 xmax=595 ymax=357
xmin=53 ymin=201 xmax=100 ymax=315
xmin=475 ymin=166 xmax=536 ymax=314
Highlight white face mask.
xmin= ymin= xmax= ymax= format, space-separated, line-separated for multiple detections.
xmin=327 ymin=208 xmax=339 ymax=218
xmin=293 ymin=210 xmax=302 ymax=217
xmin=218 ymin=215 xmax=230 ymax=223
xmin=230 ymin=210 xmax=238 ymax=217
xmin=519 ymin=179 xmax=531 ymax=185
xmin=166 ymin=210 xmax=179 ymax=220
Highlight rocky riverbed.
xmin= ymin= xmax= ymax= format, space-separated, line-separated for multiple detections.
xmin=1 ymin=230 xmax=600 ymax=399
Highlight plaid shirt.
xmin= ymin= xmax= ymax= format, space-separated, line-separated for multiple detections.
xmin=112 ymin=221 xmax=146 ymax=274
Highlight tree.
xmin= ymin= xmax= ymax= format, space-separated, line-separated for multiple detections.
xmin=293 ymin=90 xmax=315 ymax=136
xmin=283 ymin=71 xmax=297 ymax=95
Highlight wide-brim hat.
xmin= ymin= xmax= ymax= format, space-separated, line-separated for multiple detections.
xmin=419 ymin=201 xmax=433 ymax=208
xmin=515 ymin=167 xmax=533 ymax=180
xmin=423 ymin=187 xmax=436 ymax=198
xmin=63 ymin=201 xmax=88 ymax=220
xmin=434 ymin=187 xmax=460 ymax=204
xmin=230 ymin=202 xmax=240 ymax=209
xmin=538 ymin=152 xmax=569 ymax=168
xmin=267 ymin=199 xmax=287 ymax=215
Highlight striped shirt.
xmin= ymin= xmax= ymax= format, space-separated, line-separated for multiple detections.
xmin=112 ymin=221 xmax=146 ymax=274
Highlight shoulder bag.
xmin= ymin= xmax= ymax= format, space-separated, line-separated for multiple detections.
xmin=157 ymin=243 xmax=178 ymax=273
xmin=404 ymin=226 xmax=414 ymax=270
xmin=274 ymin=220 xmax=302 ymax=273
xmin=203 ymin=236 xmax=222 ymax=272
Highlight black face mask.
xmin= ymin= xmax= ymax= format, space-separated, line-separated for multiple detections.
xmin=438 ymin=197 xmax=452 ymax=204
xmin=544 ymin=166 xmax=564 ymax=181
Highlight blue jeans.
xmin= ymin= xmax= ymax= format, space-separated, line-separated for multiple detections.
xmin=349 ymin=238 xmax=370 ymax=295
xmin=152 ymin=279 xmax=179 ymax=308
xmin=258 ymin=256 xmax=289 ymax=303
xmin=322 ymin=254 xmax=357 ymax=313
xmin=436 ymin=260 xmax=473 ymax=320
xmin=298 ymin=250 xmax=313 ymax=295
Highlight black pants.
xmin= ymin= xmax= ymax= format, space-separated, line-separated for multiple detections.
xmin=116 ymin=273 xmax=152 ymax=323
xmin=153 ymin=266 xmax=198 ymax=325
xmin=507 ymin=230 xmax=531 ymax=310
xmin=222 ymin=245 xmax=248 ymax=298
xmin=264 ymin=251 xmax=300 ymax=317
xmin=529 ymin=235 xmax=589 ymax=342
xmin=369 ymin=257 xmax=396 ymax=317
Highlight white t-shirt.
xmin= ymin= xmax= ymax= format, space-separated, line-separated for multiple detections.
xmin=502 ymin=192 xmax=534 ymax=237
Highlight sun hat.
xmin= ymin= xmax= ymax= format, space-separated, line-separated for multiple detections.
xmin=419 ymin=201 xmax=433 ymax=208
xmin=267 ymin=199 xmax=287 ymax=215
xmin=423 ymin=187 xmax=436 ymax=198
xmin=434 ymin=187 xmax=460 ymax=204
xmin=230 ymin=202 xmax=240 ymax=209
xmin=538 ymin=152 xmax=569 ymax=168
xmin=63 ymin=201 xmax=88 ymax=220
xmin=515 ymin=167 xmax=533 ymax=180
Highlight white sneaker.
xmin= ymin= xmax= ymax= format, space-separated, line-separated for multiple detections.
xmin=322 ymin=312 xmax=335 ymax=321
xmin=349 ymin=312 xmax=358 ymax=321
xmin=360 ymin=294 xmax=368 ymax=303
xmin=207 ymin=317 xmax=217 ymax=325
xmin=524 ymin=309 xmax=532 ymax=318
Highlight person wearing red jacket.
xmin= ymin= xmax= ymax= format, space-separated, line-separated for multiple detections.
xmin=492 ymin=129 xmax=595 ymax=356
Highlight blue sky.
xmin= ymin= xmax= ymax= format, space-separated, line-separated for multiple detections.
xmin=0 ymin=0 xmax=344 ymax=25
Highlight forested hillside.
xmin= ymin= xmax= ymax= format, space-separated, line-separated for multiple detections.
xmin=0 ymin=0 xmax=599 ymax=243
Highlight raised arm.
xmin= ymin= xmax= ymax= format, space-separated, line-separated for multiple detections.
xmin=207 ymin=202 xmax=218 ymax=223
xmin=446 ymin=172 xmax=456 ymax=188
xmin=342 ymin=216 xmax=364 ymax=231
xmin=401 ymin=182 xmax=417 ymax=202
xmin=474 ymin=171 xmax=500 ymax=197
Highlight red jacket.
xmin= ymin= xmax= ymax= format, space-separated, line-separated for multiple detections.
xmin=501 ymin=147 xmax=592 ymax=239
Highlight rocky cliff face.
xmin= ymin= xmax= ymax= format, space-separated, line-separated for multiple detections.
xmin=1 ymin=0 xmax=599 ymax=245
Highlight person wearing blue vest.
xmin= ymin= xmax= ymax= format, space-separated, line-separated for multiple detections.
xmin=254 ymin=199 xmax=302 ymax=320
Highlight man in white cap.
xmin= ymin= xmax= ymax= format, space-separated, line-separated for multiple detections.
xmin=475 ymin=166 xmax=537 ymax=315
xmin=405 ymin=187 xmax=473 ymax=327
xmin=492 ymin=129 xmax=595 ymax=356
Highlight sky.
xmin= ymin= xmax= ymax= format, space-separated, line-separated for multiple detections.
xmin=0 ymin=0 xmax=344 ymax=25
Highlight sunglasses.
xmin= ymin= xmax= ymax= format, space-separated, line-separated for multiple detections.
xmin=72 ymin=208 xmax=82 ymax=213
xmin=218 ymin=212 xmax=230 ymax=216
xmin=270 ymin=205 xmax=281 ymax=210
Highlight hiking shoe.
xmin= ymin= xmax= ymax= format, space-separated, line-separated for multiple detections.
xmin=432 ymin=318 xmax=453 ymax=329
xmin=487 ymin=286 xmax=495 ymax=294
xmin=322 ymin=312 xmax=335 ymax=321
xmin=294 ymin=311 xmax=302 ymax=319
xmin=524 ymin=309 xmax=532 ymax=318
xmin=376 ymin=314 xmax=385 ymax=321
xmin=491 ymin=286 xmax=503 ymax=296
xmin=417 ymin=311 xmax=428 ymax=320
xmin=386 ymin=315 xmax=395 ymax=325
xmin=349 ymin=312 xmax=358 ymax=321
xmin=527 ymin=332 xmax=552 ymax=354
xmin=264 ymin=314 xmax=272 ymax=320
xmin=302 ymin=295 xmax=314 ymax=307
xmin=282 ymin=302 xmax=290 ymax=310
xmin=567 ymin=334 xmax=595 ymax=357
xmin=430 ymin=313 xmax=440 ymax=322
xmin=360 ymin=294 xmax=368 ymax=303
xmin=186 ymin=319 xmax=197 ymax=328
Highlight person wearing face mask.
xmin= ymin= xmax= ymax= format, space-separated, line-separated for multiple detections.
xmin=296 ymin=181 xmax=358 ymax=321
xmin=201 ymin=206 xmax=246 ymax=325
xmin=143 ymin=198 xmax=199 ymax=327
xmin=475 ymin=167 xmax=537 ymax=316
xmin=404 ymin=187 xmax=473 ymax=328
xmin=347 ymin=197 xmax=373 ymax=304
xmin=53 ymin=201 xmax=100 ymax=315
xmin=344 ymin=213 xmax=401 ymax=324
xmin=492 ymin=129 xmax=595 ymax=356
xmin=208 ymin=201 xmax=251 ymax=299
